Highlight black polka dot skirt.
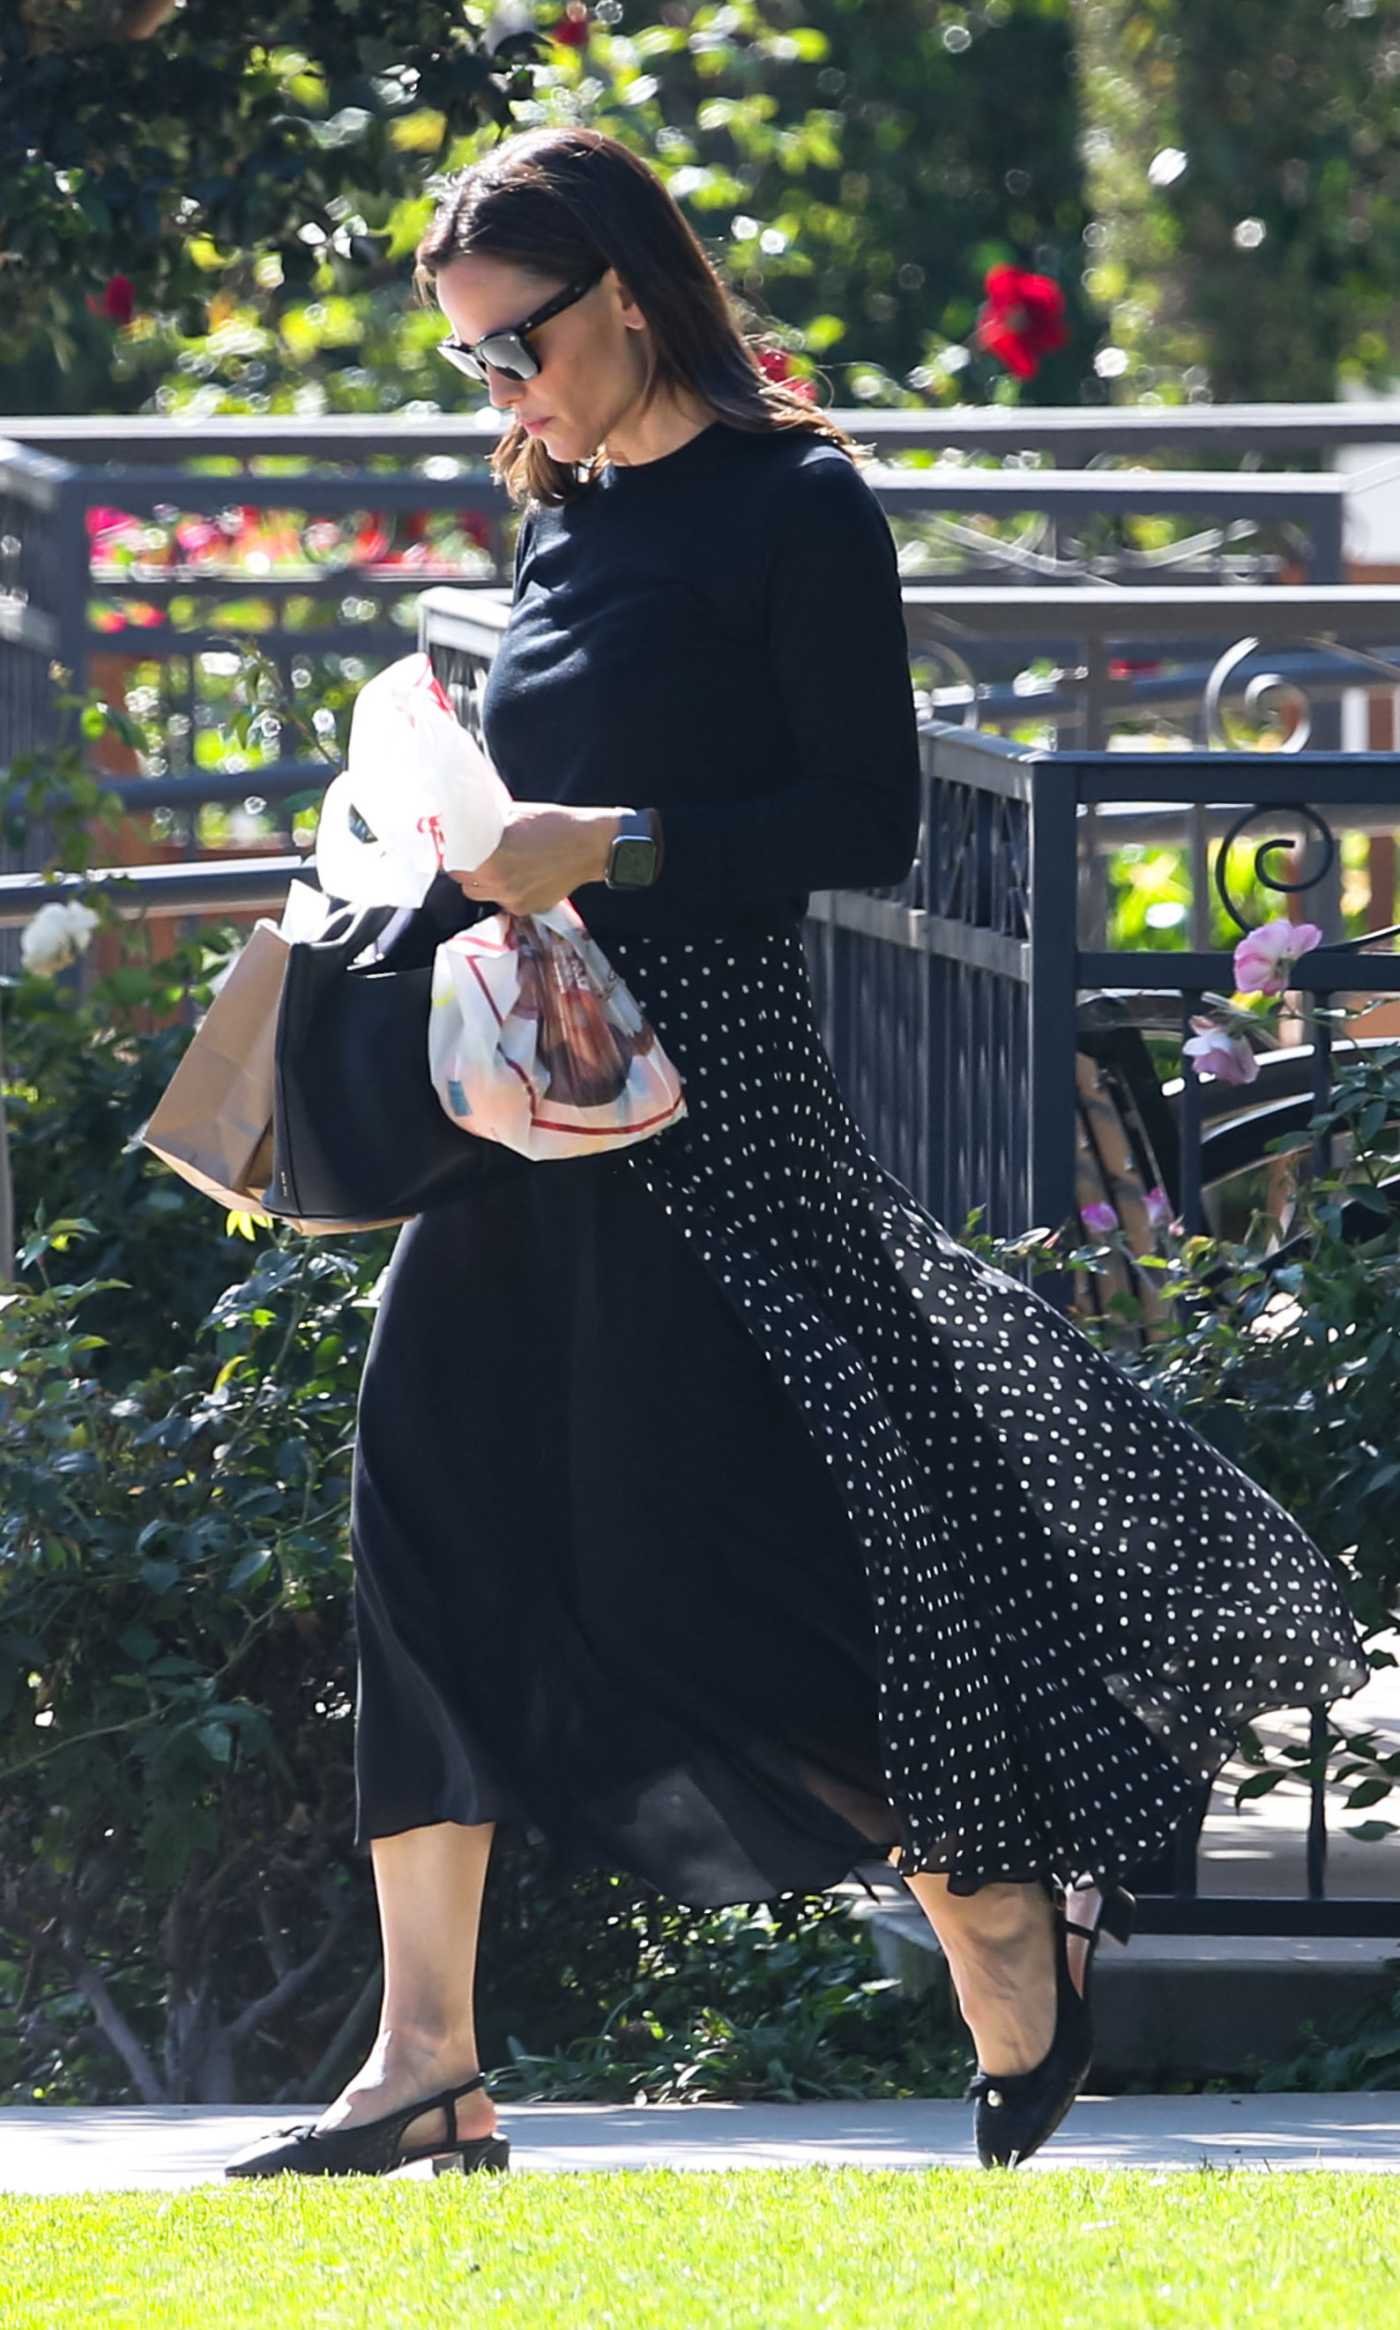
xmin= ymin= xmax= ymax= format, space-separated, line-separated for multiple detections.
xmin=348 ymin=922 xmax=1369 ymax=1906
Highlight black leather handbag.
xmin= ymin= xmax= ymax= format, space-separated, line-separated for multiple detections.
xmin=260 ymin=873 xmax=527 ymax=1230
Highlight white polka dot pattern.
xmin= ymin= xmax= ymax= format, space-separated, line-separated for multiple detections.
xmin=602 ymin=921 xmax=1371 ymax=1896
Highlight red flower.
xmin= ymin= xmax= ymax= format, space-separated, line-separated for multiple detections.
xmin=974 ymin=265 xmax=1068 ymax=381
xmin=100 ymin=275 xmax=136 ymax=326
xmin=754 ymin=345 xmax=818 ymax=403
xmin=552 ymin=4 xmax=589 ymax=47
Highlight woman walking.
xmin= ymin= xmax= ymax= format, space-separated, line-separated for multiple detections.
xmin=225 ymin=127 xmax=1368 ymax=2180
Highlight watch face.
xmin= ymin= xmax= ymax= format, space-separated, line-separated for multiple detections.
xmin=611 ymin=835 xmax=659 ymax=887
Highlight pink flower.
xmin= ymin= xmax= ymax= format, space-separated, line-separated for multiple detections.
xmin=1080 ymin=1201 xmax=1119 ymax=1235
xmin=1184 ymin=1016 xmax=1260 ymax=1085
xmin=552 ymin=3 xmax=589 ymax=46
xmin=1233 ymin=915 xmax=1324 ymax=997
xmin=1144 ymin=1185 xmax=1173 ymax=1229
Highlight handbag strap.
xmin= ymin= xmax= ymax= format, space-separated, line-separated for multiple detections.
xmin=311 ymin=873 xmax=485 ymax=970
xmin=309 ymin=896 xmax=414 ymax=969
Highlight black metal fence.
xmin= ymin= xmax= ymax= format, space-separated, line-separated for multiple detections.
xmin=0 ymin=426 xmax=517 ymax=968
xmin=4 ymin=404 xmax=1398 ymax=985
xmin=807 ymin=728 xmax=1400 ymax=1935
xmin=416 ymin=588 xmax=1400 ymax=1245
xmin=809 ymin=731 xmax=1400 ymax=1232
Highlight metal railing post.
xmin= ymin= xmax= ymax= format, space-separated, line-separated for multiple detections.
xmin=1027 ymin=755 xmax=1080 ymax=1307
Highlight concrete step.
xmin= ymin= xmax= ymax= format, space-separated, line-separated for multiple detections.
xmin=856 ymin=1899 xmax=1400 ymax=2078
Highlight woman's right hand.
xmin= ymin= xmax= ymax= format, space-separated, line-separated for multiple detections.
xmin=449 ymin=802 xmax=625 ymax=916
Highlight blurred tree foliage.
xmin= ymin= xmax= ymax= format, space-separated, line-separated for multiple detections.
xmin=566 ymin=0 xmax=1092 ymax=406
xmin=0 ymin=1 xmax=535 ymax=382
xmin=9 ymin=2 xmax=1400 ymax=417
xmin=1075 ymin=0 xmax=1400 ymax=403
xmin=1 ymin=0 xmax=1093 ymax=419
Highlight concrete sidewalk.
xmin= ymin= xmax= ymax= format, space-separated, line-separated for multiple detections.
xmin=3 ymin=2094 xmax=1399 ymax=2191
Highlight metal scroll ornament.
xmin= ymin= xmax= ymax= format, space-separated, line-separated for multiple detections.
xmin=1203 ymin=636 xmax=1311 ymax=752
xmin=1212 ymin=802 xmax=1336 ymax=939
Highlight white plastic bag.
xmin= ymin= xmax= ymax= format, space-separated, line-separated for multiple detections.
xmin=428 ymin=897 xmax=687 ymax=1160
xmin=315 ymin=652 xmax=512 ymax=906
xmin=314 ymin=650 xmax=686 ymax=1160
xmin=277 ymin=876 xmax=340 ymax=941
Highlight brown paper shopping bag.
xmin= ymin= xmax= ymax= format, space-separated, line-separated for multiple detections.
xmin=140 ymin=917 xmax=405 ymax=1235
xmin=141 ymin=918 xmax=287 ymax=1213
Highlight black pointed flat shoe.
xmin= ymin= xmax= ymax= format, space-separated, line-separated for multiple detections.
xmin=965 ymin=1875 xmax=1135 ymax=2170
xmin=222 ymin=2067 xmax=510 ymax=2179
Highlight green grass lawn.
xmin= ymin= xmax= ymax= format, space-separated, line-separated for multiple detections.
xmin=6 ymin=2168 xmax=1400 ymax=2329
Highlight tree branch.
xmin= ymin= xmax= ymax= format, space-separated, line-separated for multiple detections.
xmin=125 ymin=0 xmax=181 ymax=35
xmin=256 ymin=1887 xmax=292 ymax=1983
xmin=225 ymin=1894 xmax=353 ymax=2047
xmin=60 ymin=1929 xmax=165 ymax=2102
xmin=18 ymin=0 xmax=180 ymax=51
xmin=287 ymin=1963 xmax=382 ymax=2105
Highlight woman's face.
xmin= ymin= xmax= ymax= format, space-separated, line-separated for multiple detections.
xmin=435 ymin=253 xmax=647 ymax=463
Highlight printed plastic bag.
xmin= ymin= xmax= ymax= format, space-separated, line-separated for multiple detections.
xmin=315 ymin=652 xmax=512 ymax=907
xmin=428 ymin=897 xmax=687 ymax=1160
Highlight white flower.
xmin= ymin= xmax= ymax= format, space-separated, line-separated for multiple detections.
xmin=20 ymin=900 xmax=100 ymax=978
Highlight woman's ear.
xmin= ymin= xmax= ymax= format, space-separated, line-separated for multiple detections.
xmin=610 ymin=272 xmax=647 ymax=330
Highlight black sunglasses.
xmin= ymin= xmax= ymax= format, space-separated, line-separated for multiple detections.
xmin=437 ymin=264 xmax=609 ymax=383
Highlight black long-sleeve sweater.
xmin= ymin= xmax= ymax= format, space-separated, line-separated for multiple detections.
xmin=479 ymin=417 xmax=923 ymax=938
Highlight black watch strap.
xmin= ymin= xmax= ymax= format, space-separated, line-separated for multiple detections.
xmin=606 ymin=806 xmax=662 ymax=889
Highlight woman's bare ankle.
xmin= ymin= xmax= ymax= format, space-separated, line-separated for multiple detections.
xmin=376 ymin=2017 xmax=480 ymax=2068
xmin=316 ymin=2024 xmax=493 ymax=2139
xmin=907 ymin=1877 xmax=1058 ymax=2078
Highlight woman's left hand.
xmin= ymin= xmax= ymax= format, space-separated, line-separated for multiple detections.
xmin=449 ymin=802 xmax=622 ymax=916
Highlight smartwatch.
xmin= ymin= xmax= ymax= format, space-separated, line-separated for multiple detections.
xmin=605 ymin=805 xmax=662 ymax=890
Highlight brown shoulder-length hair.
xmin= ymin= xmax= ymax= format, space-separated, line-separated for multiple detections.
xmin=413 ymin=125 xmax=872 ymax=511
